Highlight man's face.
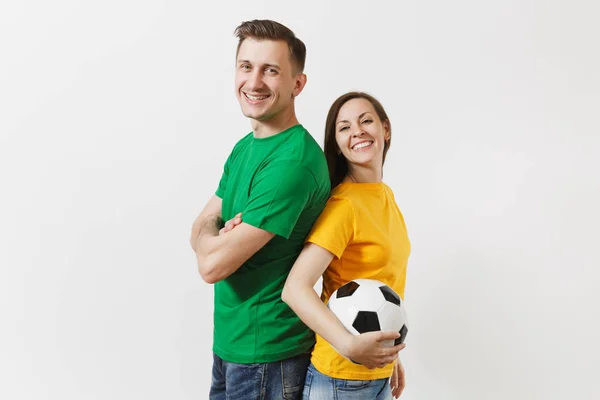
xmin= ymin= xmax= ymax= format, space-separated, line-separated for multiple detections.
xmin=235 ymin=38 xmax=301 ymax=122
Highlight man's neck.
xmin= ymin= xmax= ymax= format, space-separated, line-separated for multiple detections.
xmin=251 ymin=109 xmax=300 ymax=139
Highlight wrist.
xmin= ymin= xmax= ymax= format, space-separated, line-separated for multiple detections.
xmin=337 ymin=333 xmax=355 ymax=357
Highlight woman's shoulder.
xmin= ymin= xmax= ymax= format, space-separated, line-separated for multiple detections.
xmin=330 ymin=182 xmax=352 ymax=197
xmin=330 ymin=182 xmax=388 ymax=199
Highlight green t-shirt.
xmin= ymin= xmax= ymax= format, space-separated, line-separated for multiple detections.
xmin=213 ymin=124 xmax=330 ymax=363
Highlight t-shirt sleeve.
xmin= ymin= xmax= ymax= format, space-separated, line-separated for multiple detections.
xmin=215 ymin=149 xmax=234 ymax=199
xmin=305 ymin=197 xmax=355 ymax=259
xmin=242 ymin=161 xmax=315 ymax=239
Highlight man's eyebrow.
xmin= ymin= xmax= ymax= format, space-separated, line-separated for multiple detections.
xmin=263 ymin=63 xmax=281 ymax=69
xmin=237 ymin=59 xmax=281 ymax=69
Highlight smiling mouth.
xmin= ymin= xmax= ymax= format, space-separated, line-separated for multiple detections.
xmin=243 ymin=92 xmax=270 ymax=102
xmin=352 ymin=141 xmax=374 ymax=151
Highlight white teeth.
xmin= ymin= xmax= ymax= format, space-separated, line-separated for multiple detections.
xmin=246 ymin=93 xmax=268 ymax=101
xmin=352 ymin=141 xmax=374 ymax=150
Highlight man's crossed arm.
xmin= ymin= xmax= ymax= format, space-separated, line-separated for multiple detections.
xmin=189 ymin=195 xmax=275 ymax=284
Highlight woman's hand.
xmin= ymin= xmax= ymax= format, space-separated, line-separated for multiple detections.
xmin=342 ymin=331 xmax=406 ymax=369
xmin=390 ymin=356 xmax=406 ymax=398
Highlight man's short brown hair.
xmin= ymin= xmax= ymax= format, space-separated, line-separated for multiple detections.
xmin=234 ymin=19 xmax=306 ymax=73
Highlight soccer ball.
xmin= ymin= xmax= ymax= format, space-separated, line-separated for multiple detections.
xmin=327 ymin=279 xmax=408 ymax=348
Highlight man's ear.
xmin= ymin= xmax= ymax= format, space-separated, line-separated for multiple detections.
xmin=292 ymin=73 xmax=307 ymax=98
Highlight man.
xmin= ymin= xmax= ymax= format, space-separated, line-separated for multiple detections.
xmin=189 ymin=20 xmax=330 ymax=399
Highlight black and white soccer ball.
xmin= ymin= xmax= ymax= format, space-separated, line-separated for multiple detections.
xmin=327 ymin=279 xmax=408 ymax=347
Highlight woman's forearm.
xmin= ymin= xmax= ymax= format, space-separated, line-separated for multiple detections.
xmin=282 ymin=283 xmax=353 ymax=356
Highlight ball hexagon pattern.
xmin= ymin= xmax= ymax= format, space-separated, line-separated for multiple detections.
xmin=327 ymin=279 xmax=408 ymax=348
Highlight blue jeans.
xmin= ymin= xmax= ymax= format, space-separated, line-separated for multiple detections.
xmin=209 ymin=352 xmax=311 ymax=400
xmin=302 ymin=363 xmax=392 ymax=400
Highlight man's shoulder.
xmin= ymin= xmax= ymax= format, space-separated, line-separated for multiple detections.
xmin=291 ymin=124 xmax=322 ymax=150
xmin=224 ymin=131 xmax=253 ymax=163
xmin=232 ymin=131 xmax=254 ymax=151
xmin=278 ymin=126 xmax=328 ymax=171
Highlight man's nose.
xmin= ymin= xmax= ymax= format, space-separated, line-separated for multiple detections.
xmin=246 ymin=70 xmax=264 ymax=91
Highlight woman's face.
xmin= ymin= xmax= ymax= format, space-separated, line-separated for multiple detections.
xmin=335 ymin=98 xmax=390 ymax=169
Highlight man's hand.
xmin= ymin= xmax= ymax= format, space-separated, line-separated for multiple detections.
xmin=342 ymin=331 xmax=406 ymax=369
xmin=390 ymin=356 xmax=406 ymax=398
xmin=219 ymin=213 xmax=242 ymax=235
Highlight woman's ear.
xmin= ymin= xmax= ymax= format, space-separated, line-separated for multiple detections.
xmin=384 ymin=120 xmax=391 ymax=141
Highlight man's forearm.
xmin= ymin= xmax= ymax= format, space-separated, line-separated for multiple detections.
xmin=189 ymin=195 xmax=223 ymax=251
xmin=195 ymin=215 xmax=230 ymax=282
xmin=190 ymin=213 xmax=223 ymax=252
xmin=198 ymin=214 xmax=223 ymax=240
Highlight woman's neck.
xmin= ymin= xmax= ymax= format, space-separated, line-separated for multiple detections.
xmin=345 ymin=164 xmax=383 ymax=183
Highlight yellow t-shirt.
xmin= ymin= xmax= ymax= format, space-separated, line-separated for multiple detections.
xmin=305 ymin=182 xmax=411 ymax=380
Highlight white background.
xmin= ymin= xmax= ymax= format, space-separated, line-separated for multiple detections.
xmin=1 ymin=0 xmax=599 ymax=399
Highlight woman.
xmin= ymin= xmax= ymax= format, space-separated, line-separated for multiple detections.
xmin=281 ymin=92 xmax=411 ymax=399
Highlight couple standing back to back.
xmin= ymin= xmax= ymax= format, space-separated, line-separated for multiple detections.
xmin=190 ymin=19 xmax=411 ymax=400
